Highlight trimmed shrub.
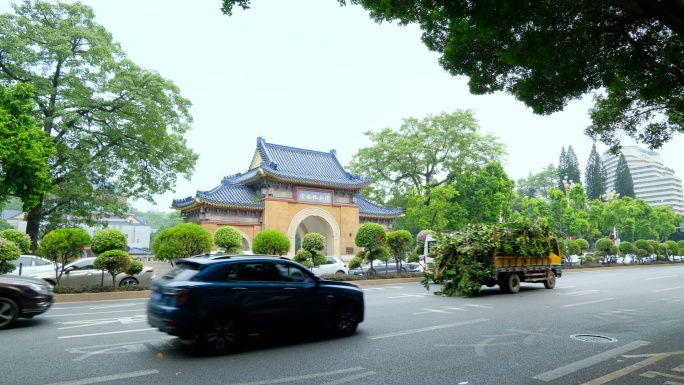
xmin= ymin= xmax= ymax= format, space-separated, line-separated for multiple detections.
xmin=0 ymin=238 xmax=21 ymax=274
xmin=252 ymin=229 xmax=290 ymax=255
xmin=91 ymin=228 xmax=127 ymax=255
xmin=214 ymin=226 xmax=243 ymax=253
xmin=0 ymin=229 xmax=31 ymax=253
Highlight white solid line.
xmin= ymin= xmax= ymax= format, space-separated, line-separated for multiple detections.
xmin=51 ymin=303 xmax=143 ymax=310
xmin=560 ymin=298 xmax=616 ymax=308
xmin=645 ymin=275 xmax=678 ymax=280
xmin=44 ymin=369 xmax=159 ymax=385
xmin=321 ymin=371 xmax=376 ymax=385
xmin=47 ymin=309 xmax=143 ymax=317
xmin=231 ymin=367 xmax=365 ymax=385
xmin=58 ymin=328 xmax=157 ymax=339
xmin=556 ymin=286 xmax=576 ymax=289
xmin=533 ymin=341 xmax=650 ymax=381
xmin=653 ymin=286 xmax=683 ymax=292
xmin=368 ymin=319 xmax=489 ymax=340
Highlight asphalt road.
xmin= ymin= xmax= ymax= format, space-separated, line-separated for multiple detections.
xmin=2 ymin=264 xmax=683 ymax=385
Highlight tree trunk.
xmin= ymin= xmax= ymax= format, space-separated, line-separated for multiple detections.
xmin=25 ymin=197 xmax=44 ymax=252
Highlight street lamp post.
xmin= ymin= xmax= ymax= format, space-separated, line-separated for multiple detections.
xmin=562 ymin=175 xmax=575 ymax=207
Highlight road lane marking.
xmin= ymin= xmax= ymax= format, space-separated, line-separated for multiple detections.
xmin=58 ymin=328 xmax=157 ymax=339
xmin=231 ymin=367 xmax=366 ymax=385
xmin=321 ymin=371 xmax=376 ymax=385
xmin=653 ymin=286 xmax=683 ymax=292
xmin=368 ymin=319 xmax=489 ymax=340
xmin=46 ymin=309 xmax=143 ymax=317
xmin=51 ymin=303 xmax=143 ymax=310
xmin=557 ymin=290 xmax=600 ymax=296
xmin=646 ymin=275 xmax=678 ymax=280
xmin=560 ymin=298 xmax=616 ymax=308
xmin=44 ymin=369 xmax=159 ymax=385
xmin=532 ymin=340 xmax=650 ymax=382
xmin=56 ymin=315 xmax=146 ymax=329
xmin=584 ymin=351 xmax=684 ymax=385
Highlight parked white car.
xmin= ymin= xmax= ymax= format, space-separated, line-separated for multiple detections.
xmin=29 ymin=257 xmax=155 ymax=287
xmin=310 ymin=256 xmax=348 ymax=276
xmin=5 ymin=255 xmax=59 ymax=276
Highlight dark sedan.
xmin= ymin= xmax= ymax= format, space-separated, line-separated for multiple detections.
xmin=0 ymin=275 xmax=54 ymax=330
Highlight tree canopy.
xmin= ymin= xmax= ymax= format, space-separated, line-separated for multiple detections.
xmin=223 ymin=0 xmax=684 ymax=153
xmin=614 ymin=154 xmax=636 ymax=198
xmin=0 ymin=1 xmax=198 ymax=250
xmin=584 ymin=143 xmax=607 ymax=201
xmin=0 ymin=83 xmax=54 ymax=211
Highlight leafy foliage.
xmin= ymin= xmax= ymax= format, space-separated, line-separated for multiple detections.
xmin=0 ymin=219 xmax=11 ymax=231
xmin=387 ymin=230 xmax=413 ymax=272
xmin=214 ymin=226 xmax=243 ymax=253
xmin=252 ymin=229 xmax=290 ymax=256
xmin=293 ymin=233 xmax=327 ymax=268
xmin=0 ymin=1 xmax=198 ymax=250
xmin=0 ymin=83 xmax=54 ymax=210
xmin=0 ymin=229 xmax=31 ymax=253
xmin=0 ymin=238 xmax=20 ymax=274
xmin=91 ymin=228 xmax=128 ymax=255
xmin=36 ymin=228 xmax=91 ymax=284
xmin=355 ymin=222 xmax=387 ymax=263
xmin=94 ymin=249 xmax=135 ymax=288
xmin=151 ymin=223 xmax=213 ymax=262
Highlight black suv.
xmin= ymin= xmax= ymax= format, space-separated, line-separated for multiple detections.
xmin=147 ymin=254 xmax=364 ymax=353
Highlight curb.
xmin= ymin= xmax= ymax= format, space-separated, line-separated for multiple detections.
xmin=53 ymin=277 xmax=425 ymax=303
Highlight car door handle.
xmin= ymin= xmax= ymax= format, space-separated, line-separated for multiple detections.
xmin=283 ymin=287 xmax=298 ymax=290
xmin=232 ymin=287 xmax=247 ymax=290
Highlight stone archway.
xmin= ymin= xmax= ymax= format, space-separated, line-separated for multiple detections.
xmin=287 ymin=207 xmax=340 ymax=257
xmin=239 ymin=230 xmax=252 ymax=251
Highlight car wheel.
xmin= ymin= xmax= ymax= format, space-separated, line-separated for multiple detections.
xmin=334 ymin=302 xmax=359 ymax=337
xmin=543 ymin=270 xmax=556 ymax=289
xmin=365 ymin=268 xmax=377 ymax=278
xmin=0 ymin=297 xmax=19 ymax=330
xmin=335 ymin=270 xmax=346 ymax=276
xmin=400 ymin=268 xmax=407 ymax=273
xmin=198 ymin=315 xmax=240 ymax=354
xmin=119 ymin=277 xmax=139 ymax=287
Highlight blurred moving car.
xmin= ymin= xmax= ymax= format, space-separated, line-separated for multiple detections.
xmin=29 ymin=257 xmax=155 ymax=287
xmin=148 ymin=255 xmax=364 ymax=353
xmin=349 ymin=258 xmax=415 ymax=276
xmin=6 ymin=255 xmax=60 ymax=276
xmin=0 ymin=275 xmax=54 ymax=330
xmin=311 ymin=256 xmax=348 ymax=276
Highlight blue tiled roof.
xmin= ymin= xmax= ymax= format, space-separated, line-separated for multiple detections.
xmin=223 ymin=137 xmax=372 ymax=188
xmin=171 ymin=182 xmax=264 ymax=209
xmin=356 ymin=194 xmax=404 ymax=218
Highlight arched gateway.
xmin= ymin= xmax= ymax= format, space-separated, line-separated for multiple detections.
xmin=170 ymin=137 xmax=402 ymax=258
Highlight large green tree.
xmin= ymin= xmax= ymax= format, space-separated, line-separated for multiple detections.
xmin=614 ymin=154 xmax=636 ymax=198
xmin=0 ymin=1 xmax=198 ymax=250
xmin=515 ymin=164 xmax=557 ymax=201
xmin=451 ymin=161 xmax=514 ymax=226
xmin=224 ymin=1 xmax=684 ymax=152
xmin=0 ymin=83 xmax=54 ymax=212
xmin=584 ymin=143 xmax=607 ymax=201
xmin=565 ymin=146 xmax=581 ymax=188
xmin=556 ymin=147 xmax=568 ymax=191
xmin=348 ymin=110 xmax=505 ymax=206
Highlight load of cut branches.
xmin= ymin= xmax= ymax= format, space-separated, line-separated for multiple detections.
xmin=422 ymin=219 xmax=558 ymax=297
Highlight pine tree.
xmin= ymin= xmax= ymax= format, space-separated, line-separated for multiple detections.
xmin=584 ymin=143 xmax=606 ymax=201
xmin=557 ymin=146 xmax=567 ymax=190
xmin=614 ymin=154 xmax=635 ymax=198
xmin=566 ymin=145 xmax=582 ymax=186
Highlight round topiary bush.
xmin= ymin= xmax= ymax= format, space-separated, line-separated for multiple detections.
xmin=214 ymin=226 xmax=243 ymax=253
xmin=91 ymin=228 xmax=128 ymax=255
xmin=0 ymin=229 xmax=31 ymax=253
xmin=252 ymin=229 xmax=290 ymax=255
xmin=0 ymin=238 xmax=21 ymax=274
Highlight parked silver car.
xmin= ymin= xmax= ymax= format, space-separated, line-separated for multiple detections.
xmin=29 ymin=257 xmax=155 ymax=287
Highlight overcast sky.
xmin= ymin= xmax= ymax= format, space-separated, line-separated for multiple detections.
xmin=4 ymin=0 xmax=684 ymax=212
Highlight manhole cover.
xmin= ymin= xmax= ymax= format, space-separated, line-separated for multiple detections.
xmin=570 ymin=334 xmax=617 ymax=343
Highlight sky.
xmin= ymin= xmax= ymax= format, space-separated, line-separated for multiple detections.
xmin=4 ymin=0 xmax=684 ymax=212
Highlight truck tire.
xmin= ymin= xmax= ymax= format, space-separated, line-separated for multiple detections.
xmin=543 ymin=270 xmax=556 ymax=289
xmin=506 ymin=273 xmax=521 ymax=294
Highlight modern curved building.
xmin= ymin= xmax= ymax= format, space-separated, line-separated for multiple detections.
xmin=601 ymin=146 xmax=684 ymax=215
